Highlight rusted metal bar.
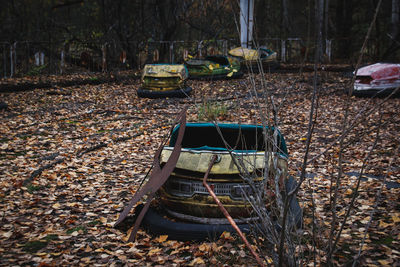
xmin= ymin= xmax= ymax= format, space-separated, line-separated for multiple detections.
xmin=203 ymin=155 xmax=266 ymax=267
xmin=128 ymin=191 xmax=155 ymax=242
xmin=114 ymin=107 xmax=187 ymax=241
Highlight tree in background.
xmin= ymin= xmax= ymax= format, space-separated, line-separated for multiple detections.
xmin=0 ymin=0 xmax=398 ymax=71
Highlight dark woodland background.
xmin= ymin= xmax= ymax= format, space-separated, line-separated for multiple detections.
xmin=0 ymin=0 xmax=399 ymax=73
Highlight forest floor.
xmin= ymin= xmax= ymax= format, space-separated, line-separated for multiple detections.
xmin=0 ymin=70 xmax=399 ymax=266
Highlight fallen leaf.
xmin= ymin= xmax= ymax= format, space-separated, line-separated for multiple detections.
xmin=220 ymin=231 xmax=233 ymax=240
xmin=189 ymin=257 xmax=205 ymax=266
xmin=2 ymin=231 xmax=13 ymax=238
xmin=392 ymin=213 xmax=400 ymax=223
xmin=156 ymin=235 xmax=168 ymax=243
xmin=378 ymin=259 xmax=392 ymax=266
xmin=379 ymin=220 xmax=392 ymax=228
xmin=198 ymin=243 xmax=211 ymax=252
xmin=148 ymin=248 xmax=162 ymax=257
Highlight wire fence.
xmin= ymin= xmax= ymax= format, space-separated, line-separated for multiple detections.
xmin=0 ymin=37 xmax=377 ymax=79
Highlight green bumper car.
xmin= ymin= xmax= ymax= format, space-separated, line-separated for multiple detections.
xmin=185 ymin=55 xmax=242 ymax=80
xmin=229 ymin=47 xmax=279 ymax=73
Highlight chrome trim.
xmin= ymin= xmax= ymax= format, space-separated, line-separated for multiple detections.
xmin=164 ymin=177 xmax=261 ymax=199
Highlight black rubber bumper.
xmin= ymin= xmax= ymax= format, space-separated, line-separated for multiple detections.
xmin=137 ymin=86 xmax=192 ymax=99
xmin=351 ymin=88 xmax=400 ymax=97
xmin=141 ymin=206 xmax=252 ymax=241
xmin=241 ymin=62 xmax=280 ymax=73
xmin=189 ymin=71 xmax=244 ymax=80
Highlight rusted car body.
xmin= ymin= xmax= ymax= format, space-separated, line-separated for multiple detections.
xmin=185 ymin=55 xmax=242 ymax=79
xmin=137 ymin=64 xmax=191 ymax=98
xmin=137 ymin=123 xmax=301 ymax=240
xmin=354 ymin=63 xmax=400 ymax=96
xmin=158 ymin=123 xmax=288 ymax=222
xmin=229 ymin=47 xmax=278 ymax=72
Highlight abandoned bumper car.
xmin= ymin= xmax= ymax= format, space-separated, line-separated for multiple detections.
xmin=353 ymin=63 xmax=400 ymax=96
xmin=137 ymin=64 xmax=192 ymax=98
xmin=115 ymin=116 xmax=302 ymax=241
xmin=229 ymin=46 xmax=279 ymax=72
xmin=185 ymin=55 xmax=242 ymax=79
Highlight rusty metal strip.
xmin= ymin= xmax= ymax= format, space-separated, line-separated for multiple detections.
xmin=128 ymin=192 xmax=155 ymax=242
xmin=203 ymin=155 xmax=266 ymax=267
xmin=114 ymin=107 xmax=187 ymax=229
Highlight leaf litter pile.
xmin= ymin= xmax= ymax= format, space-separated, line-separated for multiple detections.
xmin=0 ymin=71 xmax=399 ymax=266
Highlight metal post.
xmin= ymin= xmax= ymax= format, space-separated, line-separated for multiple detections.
xmin=10 ymin=44 xmax=13 ymax=77
xmin=169 ymin=42 xmax=174 ymax=63
xmin=25 ymin=42 xmax=29 ymax=74
xmin=281 ymin=40 xmax=286 ymax=62
xmin=197 ymin=41 xmax=202 ymax=58
xmin=48 ymin=40 xmax=51 ymax=74
xmin=223 ymin=40 xmax=228 ymax=55
xmin=35 ymin=52 xmax=40 ymax=66
xmin=10 ymin=43 xmax=16 ymax=78
xmin=325 ymin=39 xmax=332 ymax=62
xmin=183 ymin=49 xmax=188 ymax=61
xmin=60 ymin=49 xmax=65 ymax=74
xmin=40 ymin=52 xmax=45 ymax=66
xmin=13 ymin=42 xmax=17 ymax=73
xmin=153 ymin=49 xmax=159 ymax=62
xmin=3 ymin=44 xmax=7 ymax=78
xmin=102 ymin=43 xmax=107 ymax=72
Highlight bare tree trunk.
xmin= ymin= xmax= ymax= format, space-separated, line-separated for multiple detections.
xmin=300 ymin=0 xmax=313 ymax=74
xmin=326 ymin=1 xmax=383 ymax=265
xmin=336 ymin=0 xmax=353 ymax=59
xmin=324 ymin=0 xmax=330 ymax=61
xmin=315 ymin=0 xmax=324 ymax=63
xmin=392 ymin=0 xmax=399 ymax=39
xmin=372 ymin=0 xmax=382 ymax=59
xmin=381 ymin=0 xmax=399 ymax=59
xmin=324 ymin=0 xmax=329 ymax=39
xmin=281 ymin=0 xmax=290 ymax=38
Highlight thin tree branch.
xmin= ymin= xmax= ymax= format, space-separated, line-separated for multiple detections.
xmin=327 ymin=1 xmax=383 ymax=264
xmin=352 ymin=147 xmax=397 ymax=266
xmin=328 ymin=111 xmax=382 ymax=261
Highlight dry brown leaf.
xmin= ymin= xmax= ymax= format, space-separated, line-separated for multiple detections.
xmin=156 ymin=235 xmax=168 ymax=243
xmin=188 ymin=257 xmax=205 ymax=266
xmin=148 ymin=247 xmax=162 ymax=257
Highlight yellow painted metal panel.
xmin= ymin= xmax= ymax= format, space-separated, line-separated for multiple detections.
xmin=142 ymin=64 xmax=188 ymax=79
xmin=160 ymin=149 xmax=287 ymax=174
xmin=229 ymin=47 xmax=259 ymax=60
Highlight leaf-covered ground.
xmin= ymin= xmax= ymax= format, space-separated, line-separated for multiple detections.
xmin=0 ymin=71 xmax=399 ymax=266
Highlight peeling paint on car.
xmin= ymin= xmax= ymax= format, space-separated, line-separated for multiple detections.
xmin=354 ymin=63 xmax=400 ymax=95
xmin=158 ymin=123 xmax=290 ymax=224
xmin=185 ymin=55 xmax=241 ymax=79
xmin=138 ymin=64 xmax=191 ymax=98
